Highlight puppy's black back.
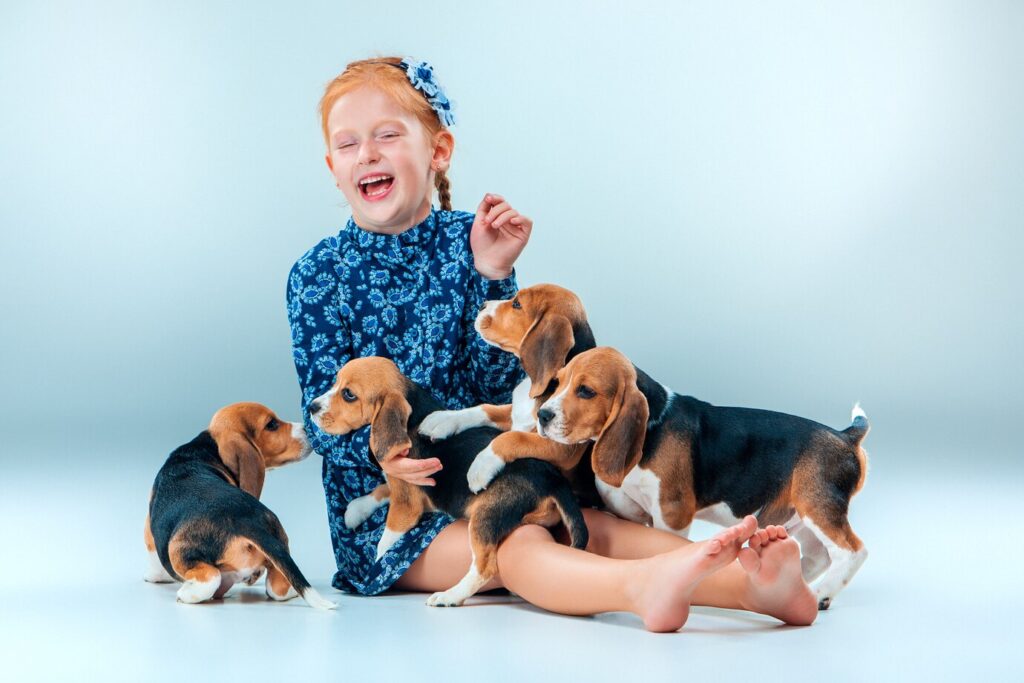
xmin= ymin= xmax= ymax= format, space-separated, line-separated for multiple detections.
xmin=149 ymin=431 xmax=285 ymax=579
xmin=635 ymin=366 xmax=862 ymax=516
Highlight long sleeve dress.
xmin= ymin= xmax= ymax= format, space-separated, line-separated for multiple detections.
xmin=286 ymin=208 xmax=523 ymax=595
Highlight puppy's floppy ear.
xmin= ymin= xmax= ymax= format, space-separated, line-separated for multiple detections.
xmin=369 ymin=391 xmax=413 ymax=465
xmin=592 ymin=382 xmax=649 ymax=488
xmin=521 ymin=314 xmax=574 ymax=399
xmin=219 ymin=433 xmax=266 ymax=499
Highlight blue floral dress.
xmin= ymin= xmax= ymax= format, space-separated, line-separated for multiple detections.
xmin=286 ymin=208 xmax=523 ymax=595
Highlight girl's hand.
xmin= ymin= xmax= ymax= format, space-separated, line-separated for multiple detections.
xmin=381 ymin=450 xmax=442 ymax=487
xmin=470 ymin=193 xmax=532 ymax=280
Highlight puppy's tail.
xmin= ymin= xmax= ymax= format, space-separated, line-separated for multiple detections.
xmin=248 ymin=531 xmax=337 ymax=611
xmin=842 ymin=403 xmax=870 ymax=445
xmin=842 ymin=403 xmax=870 ymax=496
xmin=551 ymin=478 xmax=589 ymax=551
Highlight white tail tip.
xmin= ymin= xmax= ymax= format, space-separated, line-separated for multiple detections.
xmin=851 ymin=402 xmax=867 ymax=421
xmin=302 ymin=587 xmax=338 ymax=611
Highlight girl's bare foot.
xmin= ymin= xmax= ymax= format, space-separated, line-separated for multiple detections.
xmin=738 ymin=525 xmax=818 ymax=626
xmin=630 ymin=515 xmax=758 ymax=632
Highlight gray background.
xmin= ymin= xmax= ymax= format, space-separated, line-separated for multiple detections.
xmin=2 ymin=1 xmax=1021 ymax=680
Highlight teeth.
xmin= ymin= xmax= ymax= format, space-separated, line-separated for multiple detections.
xmin=359 ymin=175 xmax=392 ymax=186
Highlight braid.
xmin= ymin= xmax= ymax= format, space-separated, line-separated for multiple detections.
xmin=435 ymin=171 xmax=452 ymax=211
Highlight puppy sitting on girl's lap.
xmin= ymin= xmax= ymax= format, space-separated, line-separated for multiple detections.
xmin=286 ymin=56 xmax=818 ymax=631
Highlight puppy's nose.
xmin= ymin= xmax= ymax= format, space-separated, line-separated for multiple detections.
xmin=478 ymin=301 xmax=488 ymax=313
xmin=309 ymin=400 xmax=322 ymax=416
xmin=537 ymin=408 xmax=555 ymax=427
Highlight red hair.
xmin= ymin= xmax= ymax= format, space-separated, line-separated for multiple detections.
xmin=319 ymin=57 xmax=453 ymax=210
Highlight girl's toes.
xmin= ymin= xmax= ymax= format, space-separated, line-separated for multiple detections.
xmin=738 ymin=547 xmax=760 ymax=574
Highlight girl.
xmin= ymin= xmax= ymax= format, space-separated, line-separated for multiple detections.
xmin=287 ymin=56 xmax=818 ymax=631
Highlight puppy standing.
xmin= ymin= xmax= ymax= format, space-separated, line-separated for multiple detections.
xmin=534 ymin=347 xmax=870 ymax=609
xmin=145 ymin=402 xmax=336 ymax=610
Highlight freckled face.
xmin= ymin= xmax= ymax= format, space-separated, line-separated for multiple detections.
xmin=325 ymin=86 xmax=437 ymax=235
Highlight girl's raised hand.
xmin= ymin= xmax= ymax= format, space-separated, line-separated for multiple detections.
xmin=469 ymin=193 xmax=533 ymax=280
xmin=381 ymin=450 xmax=442 ymax=487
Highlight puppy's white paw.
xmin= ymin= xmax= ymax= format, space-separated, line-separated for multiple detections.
xmin=418 ymin=408 xmax=483 ymax=440
xmin=144 ymin=569 xmax=174 ymax=584
xmin=426 ymin=590 xmax=467 ymax=607
xmin=144 ymin=551 xmax=174 ymax=583
xmin=244 ymin=567 xmax=265 ymax=586
xmin=467 ymin=446 xmax=505 ymax=493
xmin=375 ymin=528 xmax=404 ymax=561
xmin=176 ymin=577 xmax=219 ymax=604
xmin=266 ymin=580 xmax=298 ymax=601
xmin=344 ymin=493 xmax=388 ymax=529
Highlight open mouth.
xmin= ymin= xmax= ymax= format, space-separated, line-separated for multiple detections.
xmin=358 ymin=174 xmax=395 ymax=200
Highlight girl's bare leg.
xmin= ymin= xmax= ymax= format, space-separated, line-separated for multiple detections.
xmin=396 ymin=510 xmax=817 ymax=627
xmin=399 ymin=515 xmax=760 ymax=632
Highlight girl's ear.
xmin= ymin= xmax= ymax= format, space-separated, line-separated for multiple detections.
xmin=219 ymin=433 xmax=266 ymax=499
xmin=369 ymin=392 xmax=413 ymax=465
xmin=325 ymin=154 xmax=335 ymax=172
xmin=592 ymin=383 xmax=649 ymax=488
xmin=431 ymin=130 xmax=454 ymax=171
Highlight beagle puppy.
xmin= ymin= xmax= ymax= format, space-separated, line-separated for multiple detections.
xmin=418 ymin=283 xmax=600 ymax=497
xmin=343 ymin=283 xmax=601 ymax=530
xmin=308 ymin=356 xmax=588 ymax=607
xmin=144 ymin=402 xmax=336 ymax=610
xmin=536 ymin=347 xmax=870 ymax=609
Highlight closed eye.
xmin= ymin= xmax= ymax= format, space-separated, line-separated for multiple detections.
xmin=511 ymin=298 xmax=521 ymax=310
xmin=576 ymin=384 xmax=596 ymax=399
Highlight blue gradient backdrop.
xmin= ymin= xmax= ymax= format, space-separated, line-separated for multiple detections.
xmin=2 ymin=2 xmax=1022 ymax=679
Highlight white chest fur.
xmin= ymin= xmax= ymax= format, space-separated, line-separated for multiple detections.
xmin=596 ymin=468 xmax=747 ymax=534
xmin=594 ymin=467 xmax=660 ymax=527
xmin=510 ymin=378 xmax=535 ymax=432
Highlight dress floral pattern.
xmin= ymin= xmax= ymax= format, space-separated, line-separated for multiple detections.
xmin=286 ymin=208 xmax=522 ymax=595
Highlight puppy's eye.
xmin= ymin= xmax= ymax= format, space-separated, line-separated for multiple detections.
xmin=511 ymin=299 xmax=521 ymax=310
xmin=576 ymin=384 xmax=596 ymax=399
xmin=342 ymin=388 xmax=357 ymax=403
xmin=266 ymin=418 xmax=279 ymax=431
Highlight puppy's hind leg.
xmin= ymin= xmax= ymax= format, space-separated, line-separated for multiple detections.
xmin=265 ymin=564 xmax=298 ymax=602
xmin=175 ymin=563 xmax=222 ymax=604
xmin=427 ymin=520 xmax=496 ymax=607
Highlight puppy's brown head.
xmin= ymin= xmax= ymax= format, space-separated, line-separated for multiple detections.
xmin=475 ymin=283 xmax=595 ymax=398
xmin=538 ymin=347 xmax=649 ymax=487
xmin=308 ymin=357 xmax=413 ymax=465
xmin=208 ymin=402 xmax=310 ymax=499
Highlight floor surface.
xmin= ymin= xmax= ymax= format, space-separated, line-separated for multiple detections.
xmin=2 ymin=438 xmax=1020 ymax=681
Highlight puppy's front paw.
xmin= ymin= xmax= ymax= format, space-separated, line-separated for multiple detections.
xmin=144 ymin=570 xmax=174 ymax=584
xmin=244 ymin=568 xmax=265 ymax=586
xmin=176 ymin=578 xmax=219 ymax=604
xmin=375 ymin=528 xmax=404 ymax=561
xmin=418 ymin=408 xmax=480 ymax=441
xmin=467 ymin=446 xmax=505 ymax=493
xmin=345 ymin=493 xmax=387 ymax=529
